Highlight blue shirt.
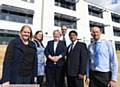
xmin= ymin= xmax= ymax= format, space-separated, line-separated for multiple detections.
xmin=87 ymin=39 xmax=118 ymax=81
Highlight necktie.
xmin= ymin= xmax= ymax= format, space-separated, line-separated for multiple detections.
xmin=94 ymin=41 xmax=99 ymax=68
xmin=69 ymin=43 xmax=74 ymax=53
xmin=63 ymin=34 xmax=66 ymax=46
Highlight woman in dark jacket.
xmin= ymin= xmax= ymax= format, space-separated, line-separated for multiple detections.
xmin=2 ymin=25 xmax=37 ymax=85
xmin=45 ymin=30 xmax=67 ymax=87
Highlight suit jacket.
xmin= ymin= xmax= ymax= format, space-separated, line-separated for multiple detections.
xmin=45 ymin=40 xmax=67 ymax=67
xmin=66 ymin=41 xmax=88 ymax=76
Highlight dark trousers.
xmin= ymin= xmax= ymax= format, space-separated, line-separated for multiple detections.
xmin=37 ymin=76 xmax=44 ymax=87
xmin=45 ymin=66 xmax=64 ymax=87
xmin=67 ymin=76 xmax=83 ymax=87
xmin=11 ymin=75 xmax=33 ymax=84
xmin=89 ymin=70 xmax=111 ymax=87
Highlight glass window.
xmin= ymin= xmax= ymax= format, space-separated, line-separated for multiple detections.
xmin=111 ymin=13 xmax=120 ymax=23
xmin=30 ymin=0 xmax=34 ymax=3
xmin=0 ymin=30 xmax=19 ymax=45
xmin=55 ymin=0 xmax=76 ymax=11
xmin=54 ymin=14 xmax=77 ymax=29
xmin=113 ymin=26 xmax=120 ymax=37
xmin=115 ymin=41 xmax=120 ymax=50
xmin=0 ymin=10 xmax=33 ymax=24
xmin=88 ymin=5 xmax=103 ymax=18
xmin=22 ymin=0 xmax=27 ymax=2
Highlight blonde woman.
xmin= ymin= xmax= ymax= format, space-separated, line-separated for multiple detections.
xmin=45 ymin=30 xmax=67 ymax=87
xmin=2 ymin=25 xmax=37 ymax=85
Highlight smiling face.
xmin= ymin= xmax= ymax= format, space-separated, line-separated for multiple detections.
xmin=35 ymin=31 xmax=43 ymax=41
xmin=20 ymin=25 xmax=32 ymax=41
xmin=91 ymin=26 xmax=101 ymax=41
xmin=69 ymin=30 xmax=78 ymax=42
xmin=53 ymin=30 xmax=61 ymax=41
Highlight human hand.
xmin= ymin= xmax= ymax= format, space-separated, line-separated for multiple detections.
xmin=78 ymin=74 xmax=84 ymax=79
xmin=54 ymin=56 xmax=60 ymax=62
xmin=85 ymin=77 xmax=90 ymax=86
xmin=2 ymin=81 xmax=10 ymax=87
xmin=34 ymin=77 xmax=37 ymax=83
xmin=108 ymin=80 xmax=117 ymax=87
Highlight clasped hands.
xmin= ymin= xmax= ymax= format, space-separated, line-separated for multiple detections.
xmin=48 ymin=55 xmax=62 ymax=62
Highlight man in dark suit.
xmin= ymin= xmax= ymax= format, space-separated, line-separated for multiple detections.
xmin=66 ymin=30 xmax=88 ymax=87
xmin=45 ymin=30 xmax=67 ymax=87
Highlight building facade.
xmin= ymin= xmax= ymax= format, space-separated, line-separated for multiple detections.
xmin=0 ymin=0 xmax=120 ymax=50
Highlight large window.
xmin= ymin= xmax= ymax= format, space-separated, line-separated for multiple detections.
xmin=54 ymin=13 xmax=77 ymax=29
xmin=113 ymin=26 xmax=120 ymax=37
xmin=0 ymin=29 xmax=19 ymax=45
xmin=0 ymin=9 xmax=33 ymax=24
xmin=89 ymin=21 xmax=105 ymax=34
xmin=88 ymin=5 xmax=103 ymax=18
xmin=115 ymin=41 xmax=120 ymax=50
xmin=111 ymin=13 xmax=120 ymax=23
xmin=55 ymin=0 xmax=76 ymax=10
xmin=22 ymin=0 xmax=34 ymax=3
xmin=30 ymin=0 xmax=34 ymax=3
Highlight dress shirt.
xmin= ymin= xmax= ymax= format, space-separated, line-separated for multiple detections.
xmin=87 ymin=39 xmax=118 ymax=81
xmin=54 ymin=41 xmax=58 ymax=53
xmin=68 ymin=40 xmax=77 ymax=52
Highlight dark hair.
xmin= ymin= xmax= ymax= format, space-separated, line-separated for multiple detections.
xmin=69 ymin=30 xmax=78 ymax=36
xmin=34 ymin=31 xmax=43 ymax=41
xmin=90 ymin=25 xmax=102 ymax=32
xmin=20 ymin=25 xmax=33 ymax=40
xmin=61 ymin=25 xmax=68 ymax=28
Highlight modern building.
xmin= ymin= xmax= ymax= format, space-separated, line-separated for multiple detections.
xmin=0 ymin=0 xmax=120 ymax=50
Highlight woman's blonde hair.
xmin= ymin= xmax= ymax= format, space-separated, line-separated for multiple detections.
xmin=53 ymin=29 xmax=61 ymax=36
xmin=19 ymin=25 xmax=33 ymax=40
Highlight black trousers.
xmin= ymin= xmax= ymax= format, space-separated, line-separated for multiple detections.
xmin=37 ymin=76 xmax=44 ymax=87
xmin=89 ymin=70 xmax=111 ymax=87
xmin=45 ymin=66 xmax=65 ymax=87
xmin=67 ymin=76 xmax=83 ymax=87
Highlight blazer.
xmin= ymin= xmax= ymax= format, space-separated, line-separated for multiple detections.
xmin=66 ymin=41 xmax=88 ymax=76
xmin=2 ymin=37 xmax=37 ymax=83
xmin=45 ymin=40 xmax=67 ymax=67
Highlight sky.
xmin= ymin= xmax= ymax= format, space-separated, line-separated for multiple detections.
xmin=85 ymin=0 xmax=120 ymax=14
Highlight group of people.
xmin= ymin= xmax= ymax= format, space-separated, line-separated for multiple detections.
xmin=1 ymin=25 xmax=118 ymax=87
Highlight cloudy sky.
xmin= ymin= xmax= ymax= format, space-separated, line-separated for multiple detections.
xmin=85 ymin=0 xmax=120 ymax=14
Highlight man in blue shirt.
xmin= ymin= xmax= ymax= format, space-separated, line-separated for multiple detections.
xmin=86 ymin=26 xmax=118 ymax=87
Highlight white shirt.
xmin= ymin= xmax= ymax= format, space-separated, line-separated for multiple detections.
xmin=54 ymin=41 xmax=58 ymax=53
xmin=68 ymin=40 xmax=78 ymax=52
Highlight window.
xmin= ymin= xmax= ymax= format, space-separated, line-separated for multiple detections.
xmin=55 ymin=0 xmax=76 ymax=10
xmin=22 ymin=0 xmax=34 ymax=3
xmin=113 ymin=26 xmax=120 ymax=37
xmin=0 ymin=9 xmax=33 ymax=24
xmin=88 ymin=5 xmax=103 ymax=18
xmin=115 ymin=41 xmax=120 ymax=50
xmin=0 ymin=29 xmax=19 ymax=45
xmin=22 ymin=0 xmax=27 ymax=2
xmin=30 ymin=0 xmax=34 ymax=3
xmin=54 ymin=13 xmax=77 ymax=29
xmin=111 ymin=13 xmax=120 ymax=23
xmin=90 ymin=21 xmax=105 ymax=34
